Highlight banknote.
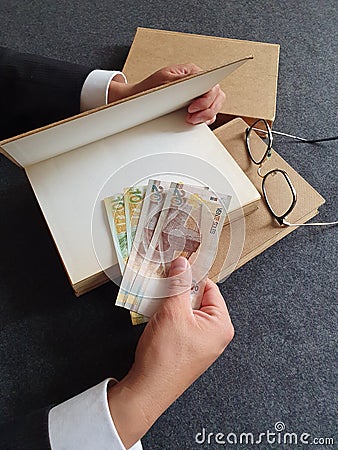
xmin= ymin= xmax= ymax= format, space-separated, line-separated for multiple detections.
xmin=127 ymin=181 xmax=203 ymax=312
xmin=115 ymin=179 xmax=171 ymax=310
xmin=123 ymin=186 xmax=148 ymax=325
xmin=128 ymin=182 xmax=231 ymax=315
xmin=117 ymin=181 xmax=231 ymax=317
xmin=124 ymin=186 xmax=146 ymax=254
xmin=104 ymin=191 xmax=147 ymax=325
xmin=103 ymin=194 xmax=128 ymax=273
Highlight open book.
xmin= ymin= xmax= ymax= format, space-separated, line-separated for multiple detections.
xmin=0 ymin=57 xmax=260 ymax=295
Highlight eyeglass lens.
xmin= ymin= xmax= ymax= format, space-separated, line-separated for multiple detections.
xmin=247 ymin=119 xmax=272 ymax=165
xmin=262 ymin=170 xmax=296 ymax=221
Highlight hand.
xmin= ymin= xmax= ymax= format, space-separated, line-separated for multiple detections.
xmin=108 ymin=63 xmax=225 ymax=125
xmin=108 ymin=257 xmax=234 ymax=448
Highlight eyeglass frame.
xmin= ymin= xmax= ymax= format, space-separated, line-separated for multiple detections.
xmin=245 ymin=118 xmax=304 ymax=226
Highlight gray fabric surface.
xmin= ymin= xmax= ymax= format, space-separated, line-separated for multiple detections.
xmin=0 ymin=1 xmax=337 ymax=449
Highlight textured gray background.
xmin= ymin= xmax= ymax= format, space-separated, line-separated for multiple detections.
xmin=0 ymin=1 xmax=337 ymax=449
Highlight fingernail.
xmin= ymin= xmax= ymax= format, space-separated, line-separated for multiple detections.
xmin=170 ymin=257 xmax=189 ymax=274
xmin=188 ymin=105 xmax=200 ymax=113
xmin=189 ymin=116 xmax=203 ymax=125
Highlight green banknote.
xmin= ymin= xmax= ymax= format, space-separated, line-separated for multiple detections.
xmin=104 ymin=190 xmax=148 ymax=325
xmin=124 ymin=186 xmax=148 ymax=324
xmin=103 ymin=193 xmax=128 ymax=273
xmin=124 ymin=186 xmax=146 ymax=254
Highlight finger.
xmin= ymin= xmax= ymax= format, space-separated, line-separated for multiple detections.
xmin=167 ymin=257 xmax=192 ymax=298
xmin=199 ymin=279 xmax=229 ymax=312
xmin=186 ymin=88 xmax=225 ymax=125
xmin=161 ymin=257 xmax=193 ymax=313
xmin=188 ymin=85 xmax=220 ymax=113
xmin=206 ymin=116 xmax=217 ymax=126
xmin=187 ymin=90 xmax=225 ymax=124
xmin=194 ymin=279 xmax=234 ymax=341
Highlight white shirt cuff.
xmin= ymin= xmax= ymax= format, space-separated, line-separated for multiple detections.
xmin=48 ymin=378 xmax=143 ymax=450
xmin=80 ymin=69 xmax=127 ymax=111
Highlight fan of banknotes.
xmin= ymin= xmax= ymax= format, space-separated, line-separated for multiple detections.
xmin=104 ymin=180 xmax=231 ymax=325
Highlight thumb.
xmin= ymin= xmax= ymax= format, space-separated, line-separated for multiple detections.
xmin=161 ymin=257 xmax=192 ymax=311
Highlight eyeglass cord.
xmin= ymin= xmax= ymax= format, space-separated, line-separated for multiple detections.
xmin=283 ymin=220 xmax=338 ymax=227
xmin=252 ymin=128 xmax=338 ymax=143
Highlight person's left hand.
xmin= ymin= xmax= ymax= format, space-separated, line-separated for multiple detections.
xmin=108 ymin=63 xmax=225 ymax=126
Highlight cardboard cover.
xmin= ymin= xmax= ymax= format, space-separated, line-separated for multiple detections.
xmin=123 ymin=28 xmax=280 ymax=126
xmin=0 ymin=57 xmax=251 ymax=168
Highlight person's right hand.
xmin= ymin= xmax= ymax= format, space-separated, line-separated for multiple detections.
xmin=108 ymin=256 xmax=234 ymax=449
xmin=108 ymin=63 xmax=225 ymax=125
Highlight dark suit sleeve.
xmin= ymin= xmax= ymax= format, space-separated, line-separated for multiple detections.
xmin=0 ymin=49 xmax=91 ymax=449
xmin=0 ymin=406 xmax=52 ymax=449
xmin=0 ymin=47 xmax=92 ymax=140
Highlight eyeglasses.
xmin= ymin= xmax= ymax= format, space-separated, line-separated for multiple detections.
xmin=245 ymin=119 xmax=338 ymax=227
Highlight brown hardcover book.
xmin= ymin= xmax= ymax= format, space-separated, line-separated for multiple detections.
xmin=123 ymin=27 xmax=280 ymax=127
xmin=1 ymin=59 xmax=260 ymax=296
